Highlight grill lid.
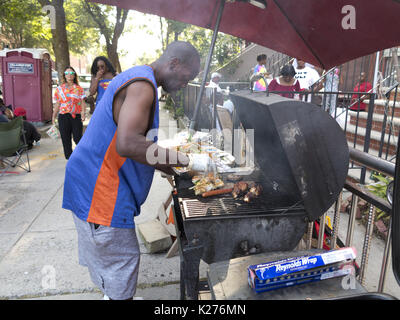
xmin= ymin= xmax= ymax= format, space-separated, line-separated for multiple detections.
xmin=229 ymin=91 xmax=349 ymax=221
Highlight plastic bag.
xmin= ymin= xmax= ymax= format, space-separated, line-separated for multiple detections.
xmin=46 ymin=125 xmax=60 ymax=140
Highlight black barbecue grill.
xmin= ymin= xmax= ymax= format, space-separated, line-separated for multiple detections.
xmin=172 ymin=91 xmax=350 ymax=300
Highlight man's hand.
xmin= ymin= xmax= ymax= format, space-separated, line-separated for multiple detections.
xmin=96 ymin=69 xmax=104 ymax=79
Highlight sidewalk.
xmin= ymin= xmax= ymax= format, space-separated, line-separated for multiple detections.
xmin=0 ymin=105 xmax=207 ymax=300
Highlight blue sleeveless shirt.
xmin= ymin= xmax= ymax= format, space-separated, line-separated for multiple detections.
xmin=62 ymin=65 xmax=159 ymax=228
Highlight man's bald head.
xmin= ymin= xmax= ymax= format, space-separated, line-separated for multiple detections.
xmin=154 ymin=41 xmax=201 ymax=92
xmin=160 ymin=41 xmax=200 ymax=70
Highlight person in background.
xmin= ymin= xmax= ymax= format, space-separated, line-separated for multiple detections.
xmin=52 ymin=66 xmax=86 ymax=160
xmin=250 ymin=54 xmax=271 ymax=91
xmin=323 ymin=68 xmax=340 ymax=116
xmin=294 ymin=58 xmax=322 ymax=102
xmin=209 ymin=72 xmax=222 ymax=89
xmin=0 ymin=112 xmax=8 ymax=123
xmin=293 ymin=58 xmax=321 ymax=90
xmin=0 ymin=100 xmax=9 ymax=123
xmin=0 ymin=99 xmax=14 ymax=121
xmin=88 ymin=56 xmax=117 ymax=113
xmin=13 ymin=107 xmax=41 ymax=149
xmin=350 ymin=71 xmax=373 ymax=112
xmin=206 ymin=72 xmax=223 ymax=99
xmin=268 ymin=65 xmax=301 ymax=99
xmin=205 ymin=73 xmax=233 ymax=131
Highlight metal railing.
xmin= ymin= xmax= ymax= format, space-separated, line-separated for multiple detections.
xmin=215 ymin=47 xmax=291 ymax=83
xmin=306 ymin=148 xmax=394 ymax=292
xmin=174 ymin=81 xmax=400 ymax=295
xmin=180 ymin=84 xmax=399 ymax=174
xmin=310 ymin=48 xmax=399 ymax=93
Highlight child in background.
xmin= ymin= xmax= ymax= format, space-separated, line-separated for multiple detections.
xmin=251 ymin=54 xmax=271 ymax=91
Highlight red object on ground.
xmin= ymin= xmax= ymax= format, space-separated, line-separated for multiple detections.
xmin=13 ymin=107 xmax=27 ymax=117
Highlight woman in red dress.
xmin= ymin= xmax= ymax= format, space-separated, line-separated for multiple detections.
xmin=268 ymin=65 xmax=301 ymax=99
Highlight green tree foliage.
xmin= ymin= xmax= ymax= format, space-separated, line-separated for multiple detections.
xmin=0 ymin=0 xmax=51 ymax=49
xmin=64 ymin=0 xmax=100 ymax=55
xmin=0 ymin=0 xmax=100 ymax=72
xmin=159 ymin=18 xmax=244 ymax=73
xmin=83 ymin=1 xmax=129 ymax=73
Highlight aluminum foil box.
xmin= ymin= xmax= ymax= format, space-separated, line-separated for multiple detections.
xmin=248 ymin=247 xmax=356 ymax=293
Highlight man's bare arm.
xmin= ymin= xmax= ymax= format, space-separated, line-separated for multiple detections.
xmin=114 ymin=81 xmax=189 ymax=173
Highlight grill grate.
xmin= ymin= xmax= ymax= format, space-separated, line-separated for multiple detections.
xmin=180 ymin=195 xmax=304 ymax=219
xmin=174 ymin=171 xmax=305 ymax=220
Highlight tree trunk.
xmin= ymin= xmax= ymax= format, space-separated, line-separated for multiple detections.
xmin=84 ymin=2 xmax=128 ymax=74
xmin=108 ymin=7 xmax=128 ymax=73
xmin=39 ymin=0 xmax=70 ymax=81
xmin=107 ymin=42 xmax=121 ymax=74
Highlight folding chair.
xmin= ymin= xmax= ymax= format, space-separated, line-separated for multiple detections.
xmin=0 ymin=116 xmax=31 ymax=176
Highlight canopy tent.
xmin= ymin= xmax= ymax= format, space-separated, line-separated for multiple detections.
xmin=91 ymin=0 xmax=400 ymax=70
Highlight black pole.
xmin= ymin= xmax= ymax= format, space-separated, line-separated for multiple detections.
xmin=360 ymin=93 xmax=375 ymax=184
xmin=349 ymin=147 xmax=395 ymax=177
xmin=391 ymin=113 xmax=400 ymax=286
xmin=189 ymin=0 xmax=225 ymax=131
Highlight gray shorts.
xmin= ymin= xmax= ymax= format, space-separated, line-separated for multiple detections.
xmin=72 ymin=213 xmax=140 ymax=300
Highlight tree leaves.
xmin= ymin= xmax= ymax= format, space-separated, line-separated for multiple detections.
xmin=159 ymin=18 xmax=244 ymax=73
xmin=0 ymin=0 xmax=51 ymax=49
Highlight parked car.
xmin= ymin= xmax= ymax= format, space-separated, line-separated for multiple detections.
xmin=78 ymin=74 xmax=91 ymax=97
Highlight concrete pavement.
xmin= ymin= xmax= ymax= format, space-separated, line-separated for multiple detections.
xmin=0 ymin=105 xmax=207 ymax=300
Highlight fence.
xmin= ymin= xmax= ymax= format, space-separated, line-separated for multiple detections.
xmin=310 ymin=47 xmax=399 ymax=93
xmin=313 ymin=148 xmax=394 ymax=292
xmin=174 ymin=80 xmax=400 ymax=295
xmin=181 ymin=81 xmax=399 ymax=162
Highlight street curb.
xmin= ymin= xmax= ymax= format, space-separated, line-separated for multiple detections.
xmin=4 ymin=280 xmax=183 ymax=300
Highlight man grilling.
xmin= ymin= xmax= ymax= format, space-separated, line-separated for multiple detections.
xmin=62 ymin=41 xmax=213 ymax=300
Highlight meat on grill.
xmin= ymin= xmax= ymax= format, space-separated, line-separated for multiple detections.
xmin=249 ymin=183 xmax=263 ymax=196
xmin=244 ymin=183 xmax=263 ymax=203
xmin=232 ymin=181 xmax=248 ymax=198
xmin=231 ymin=181 xmax=263 ymax=202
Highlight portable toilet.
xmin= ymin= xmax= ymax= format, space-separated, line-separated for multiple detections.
xmin=0 ymin=48 xmax=53 ymax=123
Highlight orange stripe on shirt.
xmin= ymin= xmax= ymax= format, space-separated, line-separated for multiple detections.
xmin=87 ymin=132 xmax=126 ymax=226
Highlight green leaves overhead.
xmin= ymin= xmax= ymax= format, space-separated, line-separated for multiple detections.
xmin=0 ymin=0 xmax=52 ymax=49
xmin=159 ymin=18 xmax=244 ymax=71
xmin=64 ymin=0 xmax=100 ymax=55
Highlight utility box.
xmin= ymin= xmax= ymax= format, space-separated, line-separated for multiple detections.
xmin=0 ymin=48 xmax=53 ymax=123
